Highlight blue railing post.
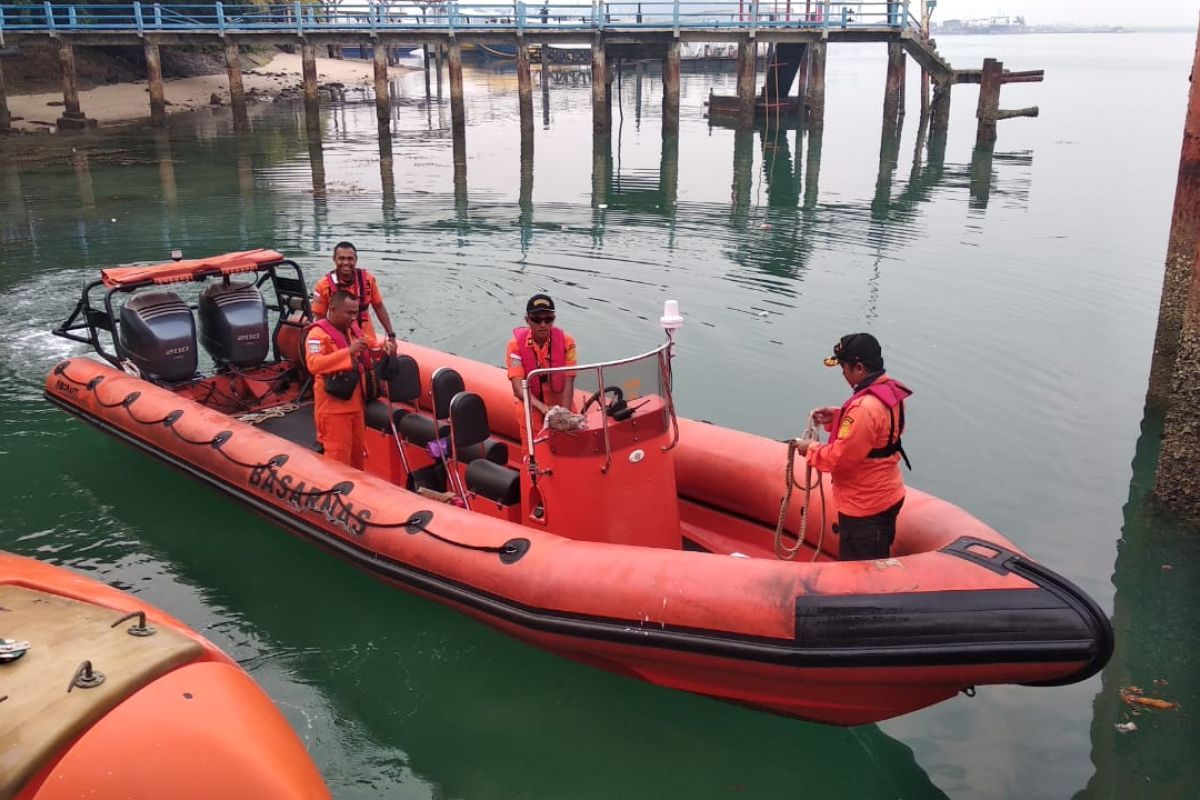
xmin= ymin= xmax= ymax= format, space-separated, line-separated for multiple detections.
xmin=901 ymin=0 xmax=910 ymax=28
xmin=0 ymin=8 xmax=6 ymax=42
xmin=749 ymin=0 xmax=757 ymax=36
xmin=821 ymin=0 xmax=829 ymax=34
xmin=43 ymin=1 xmax=54 ymax=32
xmin=134 ymin=2 xmax=144 ymax=34
xmin=368 ymin=0 xmax=376 ymax=34
xmin=68 ymin=6 xmax=77 ymax=29
xmin=517 ymin=1 xmax=525 ymax=32
xmin=293 ymin=0 xmax=302 ymax=35
xmin=597 ymin=0 xmax=604 ymax=30
xmin=672 ymin=0 xmax=680 ymax=35
xmin=216 ymin=1 xmax=225 ymax=34
xmin=449 ymin=1 xmax=457 ymax=31
xmin=154 ymin=3 xmax=162 ymax=29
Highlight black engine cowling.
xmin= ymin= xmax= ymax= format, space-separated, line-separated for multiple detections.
xmin=118 ymin=291 xmax=197 ymax=383
xmin=198 ymin=281 xmax=269 ymax=368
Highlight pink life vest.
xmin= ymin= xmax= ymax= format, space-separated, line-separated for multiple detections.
xmin=830 ymin=376 xmax=913 ymax=467
xmin=326 ymin=269 xmax=371 ymax=326
xmin=512 ymin=326 xmax=566 ymax=400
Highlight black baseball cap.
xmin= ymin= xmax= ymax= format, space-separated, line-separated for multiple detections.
xmin=824 ymin=333 xmax=884 ymax=369
xmin=526 ymin=294 xmax=556 ymax=315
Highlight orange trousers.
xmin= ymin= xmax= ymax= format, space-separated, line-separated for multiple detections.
xmin=316 ymin=411 xmax=365 ymax=469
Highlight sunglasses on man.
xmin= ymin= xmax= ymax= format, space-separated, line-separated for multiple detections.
xmin=528 ymin=315 xmax=555 ymax=325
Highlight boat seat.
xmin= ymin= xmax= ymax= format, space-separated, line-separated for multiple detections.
xmin=365 ymin=399 xmax=408 ymax=433
xmin=450 ymin=391 xmax=520 ymax=506
xmin=400 ymin=366 xmax=464 ymax=447
xmin=465 ymin=459 xmax=521 ymax=506
xmin=380 ymin=354 xmax=421 ymax=407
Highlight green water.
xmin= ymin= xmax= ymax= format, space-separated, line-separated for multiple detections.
xmin=2 ymin=32 xmax=1199 ymax=799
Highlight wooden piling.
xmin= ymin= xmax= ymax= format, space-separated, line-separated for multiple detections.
xmin=975 ymin=58 xmax=1003 ymax=144
xmin=807 ymin=41 xmax=827 ymax=131
xmin=374 ymin=41 xmax=389 ymax=121
xmin=225 ymin=40 xmax=248 ymax=130
xmin=301 ymin=41 xmax=319 ymax=130
xmin=883 ymin=41 xmax=904 ymax=132
xmin=1149 ymin=23 xmax=1200 ymax=411
xmin=448 ymin=40 xmax=465 ymax=141
xmin=663 ymin=40 xmax=680 ymax=137
xmin=736 ymin=38 xmax=756 ymax=130
xmin=920 ymin=68 xmax=930 ymax=120
xmin=422 ymin=44 xmax=431 ymax=98
xmin=0 ymin=60 xmax=11 ymax=133
xmin=592 ymin=36 xmax=609 ymax=134
xmin=143 ymin=39 xmax=167 ymax=127
xmin=794 ymin=44 xmax=809 ymax=111
xmin=1152 ymin=20 xmax=1200 ymax=519
xmin=930 ymin=79 xmax=951 ymax=135
xmin=517 ymin=37 xmax=533 ymax=143
xmin=803 ymin=128 xmax=823 ymax=210
xmin=635 ymin=59 xmax=644 ymax=124
xmin=436 ymin=43 xmax=444 ymax=100
xmin=56 ymin=40 xmax=89 ymax=129
xmin=541 ymin=63 xmax=550 ymax=127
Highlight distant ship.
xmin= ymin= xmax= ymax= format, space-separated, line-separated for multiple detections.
xmin=936 ymin=15 xmax=1028 ymax=34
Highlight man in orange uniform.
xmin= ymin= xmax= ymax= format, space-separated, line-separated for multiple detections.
xmin=792 ymin=333 xmax=912 ymax=561
xmin=306 ymin=291 xmax=396 ymax=469
xmin=506 ymin=294 xmax=577 ymax=447
xmin=310 ymin=241 xmax=396 ymax=344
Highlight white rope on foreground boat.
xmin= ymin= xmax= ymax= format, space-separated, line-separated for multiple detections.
xmin=236 ymin=403 xmax=302 ymax=426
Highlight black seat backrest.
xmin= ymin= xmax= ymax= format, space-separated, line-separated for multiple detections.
xmin=449 ymin=391 xmax=491 ymax=453
xmin=431 ymin=367 xmax=465 ymax=421
xmin=380 ymin=355 xmax=421 ymax=405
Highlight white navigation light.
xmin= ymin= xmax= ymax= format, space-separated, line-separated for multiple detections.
xmin=660 ymin=299 xmax=683 ymax=332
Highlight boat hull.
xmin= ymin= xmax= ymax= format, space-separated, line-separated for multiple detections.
xmin=0 ymin=553 xmax=328 ymax=799
xmin=45 ymin=353 xmax=1113 ymax=725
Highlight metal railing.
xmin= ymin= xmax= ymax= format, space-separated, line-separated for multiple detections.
xmin=0 ymin=1 xmax=915 ymax=36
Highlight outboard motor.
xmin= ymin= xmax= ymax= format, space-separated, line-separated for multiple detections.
xmin=198 ymin=281 xmax=269 ymax=368
xmin=118 ymin=290 xmax=198 ymax=383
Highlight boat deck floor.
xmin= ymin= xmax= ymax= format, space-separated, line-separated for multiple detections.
xmin=253 ymin=403 xmax=318 ymax=452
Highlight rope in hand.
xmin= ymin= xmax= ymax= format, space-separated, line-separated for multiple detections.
xmin=773 ymin=408 xmax=827 ymax=561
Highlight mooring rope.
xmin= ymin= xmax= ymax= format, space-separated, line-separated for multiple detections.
xmin=773 ymin=409 xmax=827 ymax=561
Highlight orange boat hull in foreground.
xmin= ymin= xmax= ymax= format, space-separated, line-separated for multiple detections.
xmin=0 ymin=552 xmax=329 ymax=799
xmin=44 ymin=249 xmax=1112 ymax=725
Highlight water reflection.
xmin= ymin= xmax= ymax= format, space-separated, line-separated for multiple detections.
xmin=378 ymin=119 xmax=395 ymax=211
xmin=1076 ymin=408 xmax=1200 ymax=798
xmin=306 ymin=117 xmax=326 ymax=200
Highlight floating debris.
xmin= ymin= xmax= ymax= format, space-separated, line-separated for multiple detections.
xmin=1114 ymin=721 xmax=1138 ymax=734
xmin=1120 ymin=685 xmax=1177 ymax=711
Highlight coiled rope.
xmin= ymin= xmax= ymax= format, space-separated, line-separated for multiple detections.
xmin=773 ymin=408 xmax=827 ymax=561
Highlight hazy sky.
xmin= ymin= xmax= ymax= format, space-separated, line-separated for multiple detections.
xmin=932 ymin=0 xmax=1197 ymax=26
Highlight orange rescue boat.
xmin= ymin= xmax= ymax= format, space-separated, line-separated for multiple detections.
xmin=44 ymin=249 xmax=1113 ymax=726
xmin=0 ymin=551 xmax=329 ymax=799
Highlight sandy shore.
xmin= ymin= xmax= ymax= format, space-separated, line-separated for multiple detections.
xmin=6 ymin=52 xmax=414 ymax=133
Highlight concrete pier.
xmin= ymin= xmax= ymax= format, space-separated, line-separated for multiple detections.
xmin=517 ymin=38 xmax=533 ymax=143
xmin=226 ymin=40 xmax=248 ymax=130
xmin=736 ymin=38 xmax=756 ymax=130
xmin=883 ymin=41 xmax=904 ymax=133
xmin=1152 ymin=21 xmax=1200 ymax=519
xmin=374 ymin=43 xmax=389 ymax=121
xmin=0 ymin=59 xmax=11 ymax=132
xmin=144 ymin=39 xmax=167 ymax=127
xmin=663 ymin=40 xmax=680 ymax=137
xmin=448 ymin=40 xmax=465 ymax=141
xmin=56 ymin=41 xmax=89 ymax=129
xmin=592 ymin=36 xmax=609 ymax=134
xmin=975 ymin=58 xmax=1002 ymax=144
xmin=807 ymin=41 xmax=827 ymax=131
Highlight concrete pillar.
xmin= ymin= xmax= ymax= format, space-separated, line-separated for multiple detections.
xmin=591 ymin=35 xmax=609 ymax=134
xmin=975 ymin=57 xmax=1002 ymax=144
xmin=448 ymin=40 xmax=465 ymax=141
xmin=736 ymin=38 xmax=756 ymax=130
xmin=374 ymin=42 xmax=389 ymax=121
xmin=1149 ymin=24 xmax=1200 ymax=410
xmin=226 ymin=40 xmax=248 ymax=130
xmin=930 ymin=79 xmax=951 ymax=136
xmin=56 ymin=40 xmax=89 ymax=129
xmin=806 ymin=41 xmax=826 ymax=132
xmin=143 ymin=39 xmax=167 ymax=127
xmin=1153 ymin=21 xmax=1200 ymax=519
xmin=378 ymin=120 xmax=395 ymax=210
xmin=0 ymin=60 xmax=11 ymax=133
xmin=882 ymin=41 xmax=904 ymax=133
xmin=301 ymin=41 xmax=320 ymax=130
xmin=517 ymin=37 xmax=533 ymax=143
xmin=662 ymin=40 xmax=680 ymax=137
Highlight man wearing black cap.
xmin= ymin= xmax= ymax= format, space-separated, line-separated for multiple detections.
xmin=792 ymin=333 xmax=913 ymax=561
xmin=506 ymin=294 xmax=578 ymax=445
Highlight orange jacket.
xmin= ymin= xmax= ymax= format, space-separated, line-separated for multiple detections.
xmin=806 ymin=373 xmax=907 ymax=517
xmin=505 ymin=329 xmax=577 ymax=408
xmin=310 ymin=269 xmax=383 ymax=342
xmin=305 ymin=324 xmax=380 ymax=418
